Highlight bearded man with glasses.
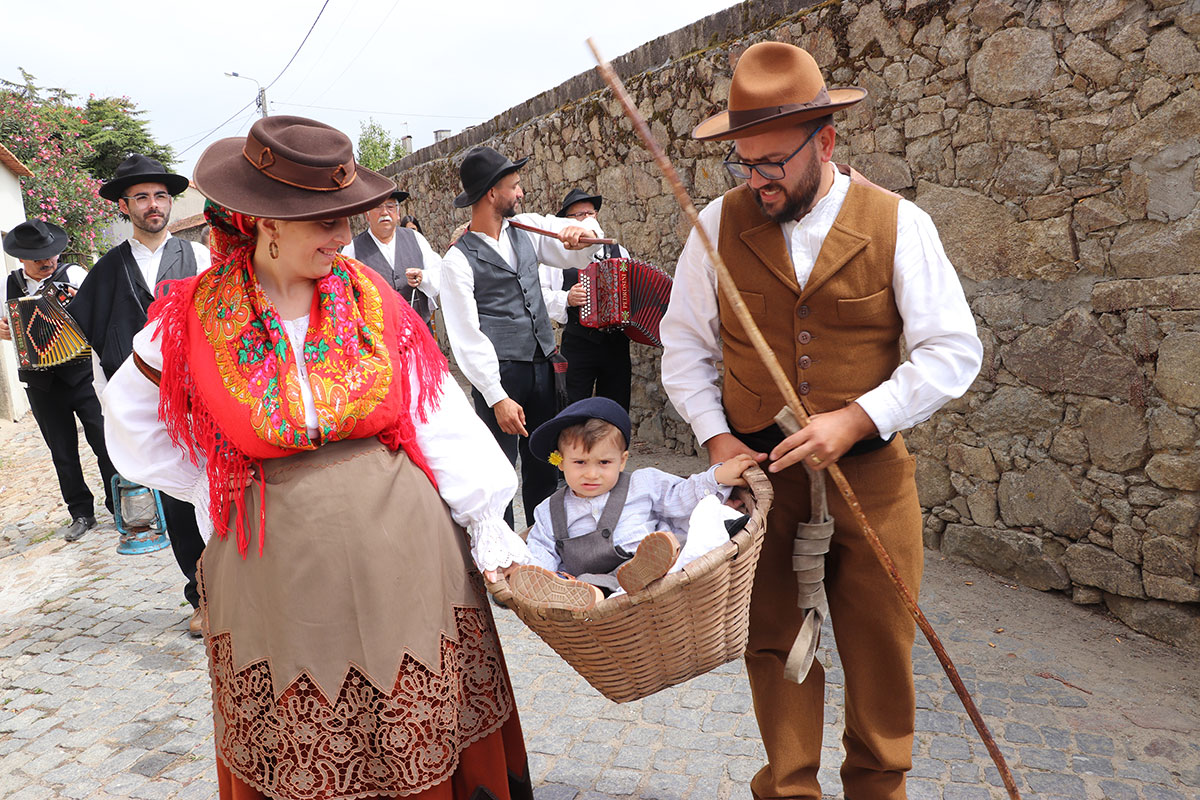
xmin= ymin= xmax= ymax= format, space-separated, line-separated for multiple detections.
xmin=660 ymin=43 xmax=982 ymax=800
xmin=70 ymin=153 xmax=212 ymax=639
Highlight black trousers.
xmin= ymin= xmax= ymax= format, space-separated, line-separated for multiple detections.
xmin=160 ymin=494 xmax=204 ymax=609
xmin=560 ymin=329 xmax=632 ymax=410
xmin=471 ymin=360 xmax=560 ymax=528
xmin=24 ymin=368 xmax=117 ymax=520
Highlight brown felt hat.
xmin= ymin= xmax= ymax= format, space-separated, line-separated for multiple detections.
xmin=193 ymin=116 xmax=395 ymax=221
xmin=692 ymin=42 xmax=867 ymax=141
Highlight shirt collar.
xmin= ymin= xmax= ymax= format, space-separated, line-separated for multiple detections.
xmin=128 ymin=236 xmax=170 ymax=257
xmin=781 ymin=166 xmax=850 ymax=236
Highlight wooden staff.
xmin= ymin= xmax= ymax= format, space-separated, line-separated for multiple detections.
xmin=586 ymin=39 xmax=1021 ymax=800
xmin=508 ymin=218 xmax=616 ymax=246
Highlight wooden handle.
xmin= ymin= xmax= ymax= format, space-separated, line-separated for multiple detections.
xmin=508 ymin=219 xmax=615 ymax=246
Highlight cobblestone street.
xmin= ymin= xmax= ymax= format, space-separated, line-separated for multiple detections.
xmin=2 ymin=410 xmax=1198 ymax=800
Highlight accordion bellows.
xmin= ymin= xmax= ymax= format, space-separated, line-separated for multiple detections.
xmin=577 ymin=258 xmax=673 ymax=347
xmin=6 ymin=288 xmax=91 ymax=369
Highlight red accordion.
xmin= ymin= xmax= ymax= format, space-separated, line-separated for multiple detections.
xmin=577 ymin=258 xmax=673 ymax=347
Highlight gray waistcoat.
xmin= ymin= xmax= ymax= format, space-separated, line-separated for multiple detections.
xmin=351 ymin=228 xmax=429 ymax=317
xmin=453 ymin=226 xmax=555 ymax=361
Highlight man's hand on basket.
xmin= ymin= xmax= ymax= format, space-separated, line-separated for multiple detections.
xmin=769 ymin=403 xmax=878 ymax=473
xmin=704 ymin=432 xmax=767 ymax=468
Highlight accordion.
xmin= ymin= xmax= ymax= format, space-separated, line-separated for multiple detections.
xmin=578 ymin=258 xmax=673 ymax=347
xmin=6 ymin=284 xmax=91 ymax=369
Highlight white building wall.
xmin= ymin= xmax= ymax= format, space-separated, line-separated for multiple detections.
xmin=0 ymin=165 xmax=31 ymax=421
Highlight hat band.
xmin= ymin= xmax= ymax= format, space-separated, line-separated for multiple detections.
xmin=726 ymin=87 xmax=832 ymax=129
xmin=242 ymin=130 xmax=358 ymax=192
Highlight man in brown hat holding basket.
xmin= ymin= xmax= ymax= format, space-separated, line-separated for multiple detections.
xmin=660 ymin=42 xmax=982 ymax=800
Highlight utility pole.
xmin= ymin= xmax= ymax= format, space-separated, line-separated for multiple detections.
xmin=225 ymin=72 xmax=269 ymax=117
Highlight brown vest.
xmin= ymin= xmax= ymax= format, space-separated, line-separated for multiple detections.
xmin=717 ymin=167 xmax=902 ymax=433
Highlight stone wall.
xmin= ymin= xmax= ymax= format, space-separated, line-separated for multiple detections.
xmin=385 ymin=0 xmax=1200 ymax=648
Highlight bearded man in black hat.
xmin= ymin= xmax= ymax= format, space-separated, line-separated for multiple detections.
xmin=342 ymin=189 xmax=441 ymax=332
xmin=69 ymin=153 xmax=211 ymax=637
xmin=540 ymin=187 xmax=634 ymax=410
xmin=440 ymin=146 xmax=603 ymax=527
xmin=661 ymin=42 xmax=982 ymax=800
xmin=2 ymin=220 xmax=118 ymax=541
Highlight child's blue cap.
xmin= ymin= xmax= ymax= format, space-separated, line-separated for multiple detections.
xmin=529 ymin=397 xmax=632 ymax=462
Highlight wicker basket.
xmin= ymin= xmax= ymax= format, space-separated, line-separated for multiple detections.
xmin=487 ymin=466 xmax=773 ymax=703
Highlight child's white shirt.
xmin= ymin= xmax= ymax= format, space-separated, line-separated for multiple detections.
xmin=526 ymin=466 xmax=732 ymax=572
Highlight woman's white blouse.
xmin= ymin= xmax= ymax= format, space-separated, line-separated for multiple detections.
xmin=101 ymin=319 xmax=532 ymax=572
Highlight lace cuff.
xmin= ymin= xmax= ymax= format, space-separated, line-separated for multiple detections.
xmin=469 ymin=518 xmax=533 ymax=573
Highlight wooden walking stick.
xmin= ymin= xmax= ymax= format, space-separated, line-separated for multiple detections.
xmin=587 ymin=39 xmax=1022 ymax=800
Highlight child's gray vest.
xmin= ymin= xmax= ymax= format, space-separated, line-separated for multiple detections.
xmin=453 ymin=226 xmax=556 ymax=361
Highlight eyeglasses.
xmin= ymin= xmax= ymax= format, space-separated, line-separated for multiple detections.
xmin=122 ymin=191 xmax=173 ymax=205
xmin=723 ymin=125 xmax=824 ymax=181
xmin=566 ymin=210 xmax=597 ymax=220
xmin=380 ymin=201 xmax=401 ymax=211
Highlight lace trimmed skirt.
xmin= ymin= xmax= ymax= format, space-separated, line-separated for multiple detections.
xmin=199 ymin=437 xmax=531 ymax=800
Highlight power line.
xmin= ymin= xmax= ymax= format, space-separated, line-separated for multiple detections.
xmin=266 ymin=0 xmax=331 ymax=88
xmin=308 ymin=0 xmax=402 ymax=104
xmin=176 ymin=0 xmax=331 ymax=157
xmin=282 ymin=0 xmax=363 ymax=103
xmin=272 ymin=101 xmax=484 ymax=121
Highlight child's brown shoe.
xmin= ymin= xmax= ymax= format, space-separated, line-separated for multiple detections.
xmin=508 ymin=566 xmax=601 ymax=613
xmin=617 ymin=531 xmax=681 ymax=595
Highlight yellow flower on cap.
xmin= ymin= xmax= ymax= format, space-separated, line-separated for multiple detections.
xmin=548 ymin=450 xmax=563 ymax=467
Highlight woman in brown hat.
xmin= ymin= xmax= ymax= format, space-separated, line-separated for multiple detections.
xmin=102 ymin=116 xmax=535 ymax=800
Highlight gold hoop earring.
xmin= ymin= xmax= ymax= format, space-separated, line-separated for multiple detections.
xmin=268 ymin=240 xmax=279 ymax=260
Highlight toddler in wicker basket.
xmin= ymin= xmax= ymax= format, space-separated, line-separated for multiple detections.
xmin=507 ymin=397 xmax=754 ymax=612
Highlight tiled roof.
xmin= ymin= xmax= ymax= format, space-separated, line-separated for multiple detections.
xmin=0 ymin=142 xmax=33 ymax=178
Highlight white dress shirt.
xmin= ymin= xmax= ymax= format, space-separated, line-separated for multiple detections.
xmin=342 ymin=228 xmax=442 ymax=306
xmin=660 ymin=167 xmax=982 ymax=445
xmin=3 ymin=264 xmax=89 ymax=304
xmin=91 ymin=236 xmax=213 ymax=396
xmin=102 ymin=318 xmax=531 ymax=572
xmin=525 ymin=465 xmax=732 ymax=572
xmin=439 ymin=213 xmax=602 ymax=406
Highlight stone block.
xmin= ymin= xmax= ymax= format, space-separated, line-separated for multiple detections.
xmin=994 ymin=147 xmax=1056 ymax=197
xmin=1104 ymin=593 xmax=1200 ymax=650
xmin=1155 ymin=332 xmax=1200 ymax=408
xmin=1109 ymin=91 xmax=1200 ymax=166
xmin=1065 ymin=543 xmax=1144 ymax=596
xmin=1064 ymin=0 xmax=1128 ymax=32
xmin=1146 ymin=28 xmax=1200 ymax=76
xmin=1091 ymin=275 xmax=1200 ymax=312
xmin=1002 ymin=308 xmax=1141 ymax=399
xmin=1146 ymin=454 xmax=1200 ymax=491
xmin=848 ymin=1 xmax=904 ymax=58
xmin=998 ymin=463 xmax=1094 ymax=539
xmin=1143 ymin=573 xmax=1200 ymax=603
xmin=1146 ymin=500 xmax=1200 ymax=543
xmin=1063 ymin=36 xmax=1124 ymax=85
xmin=1074 ymin=196 xmax=1128 ymax=232
xmin=967 ymin=28 xmax=1057 ymax=105
xmin=954 ymin=142 xmax=997 ymax=181
xmin=1078 ymin=399 xmax=1149 ymax=472
xmin=853 ymin=153 xmax=913 ymax=190
xmin=1025 ymin=193 xmax=1073 ymax=220
xmin=942 ymin=524 xmax=1070 ymax=591
xmin=915 ymin=455 xmax=954 ymax=507
xmin=1049 ymin=111 xmax=1110 ymax=150
xmin=1111 ymin=207 xmax=1200 ymax=278
xmin=972 ymin=386 xmax=1063 ymax=436
xmin=1050 ymin=428 xmax=1089 ymax=465
xmin=947 ymin=444 xmax=999 ymax=480
xmin=1112 ymin=525 xmax=1142 ymax=564
xmin=1143 ymin=535 xmax=1195 ymax=580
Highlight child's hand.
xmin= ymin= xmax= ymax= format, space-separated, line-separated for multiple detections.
xmin=715 ymin=453 xmax=758 ymax=487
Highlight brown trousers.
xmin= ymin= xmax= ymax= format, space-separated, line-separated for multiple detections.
xmin=747 ymin=436 xmax=924 ymax=800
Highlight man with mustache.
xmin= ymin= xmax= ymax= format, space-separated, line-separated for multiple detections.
xmin=2 ymin=220 xmax=117 ymax=541
xmin=342 ymin=189 xmax=440 ymax=332
xmin=660 ymin=43 xmax=981 ymax=800
xmin=69 ymin=154 xmax=211 ymax=638
xmin=439 ymin=146 xmax=602 ymax=527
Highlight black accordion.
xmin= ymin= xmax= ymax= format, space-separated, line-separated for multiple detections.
xmin=6 ymin=284 xmax=91 ymax=369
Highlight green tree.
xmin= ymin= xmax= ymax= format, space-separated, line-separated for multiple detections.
xmin=356 ymin=118 xmax=407 ymax=171
xmin=57 ymin=95 xmax=176 ymax=180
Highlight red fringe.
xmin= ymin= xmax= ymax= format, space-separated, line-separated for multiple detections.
xmin=149 ymin=254 xmax=447 ymax=559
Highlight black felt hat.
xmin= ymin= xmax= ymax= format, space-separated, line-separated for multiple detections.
xmin=2 ymin=219 xmax=69 ymax=260
xmin=386 ymin=189 xmax=410 ymax=203
xmin=99 ymin=154 xmax=190 ymax=202
xmin=557 ymin=188 xmax=603 ymax=218
xmin=529 ymin=397 xmax=632 ymax=462
xmin=453 ymin=146 xmax=528 ymax=208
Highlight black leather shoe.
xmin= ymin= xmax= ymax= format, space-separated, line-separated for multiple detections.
xmin=60 ymin=516 xmax=97 ymax=542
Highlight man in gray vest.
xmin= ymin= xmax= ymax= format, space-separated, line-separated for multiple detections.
xmin=440 ymin=146 xmax=603 ymax=527
xmin=70 ymin=153 xmax=212 ymax=638
xmin=342 ymin=189 xmax=440 ymax=332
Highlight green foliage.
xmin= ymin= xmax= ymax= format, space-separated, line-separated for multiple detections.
xmin=356 ymin=118 xmax=407 ymax=171
xmin=0 ymin=70 xmax=176 ymax=257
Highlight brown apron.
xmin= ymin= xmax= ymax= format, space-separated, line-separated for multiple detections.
xmin=200 ymin=437 xmax=514 ymax=800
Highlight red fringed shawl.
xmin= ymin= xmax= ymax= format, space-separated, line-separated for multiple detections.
xmin=148 ymin=222 xmax=447 ymax=558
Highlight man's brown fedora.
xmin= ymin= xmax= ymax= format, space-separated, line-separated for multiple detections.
xmin=692 ymin=42 xmax=867 ymax=141
xmin=193 ymin=116 xmax=395 ymax=221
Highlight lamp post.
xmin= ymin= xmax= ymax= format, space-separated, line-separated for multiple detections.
xmin=225 ymin=72 xmax=268 ymax=117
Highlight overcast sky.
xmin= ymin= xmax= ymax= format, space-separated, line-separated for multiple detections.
xmin=5 ymin=0 xmax=737 ymax=179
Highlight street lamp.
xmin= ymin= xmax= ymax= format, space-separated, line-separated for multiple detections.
xmin=225 ymin=72 xmax=269 ymax=118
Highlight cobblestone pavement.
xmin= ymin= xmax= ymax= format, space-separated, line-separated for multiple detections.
xmin=2 ymin=411 xmax=1198 ymax=800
